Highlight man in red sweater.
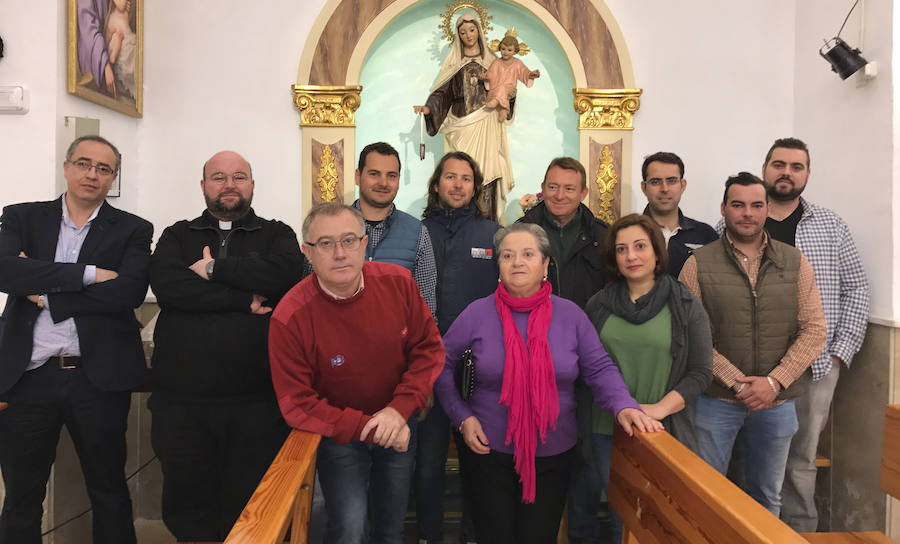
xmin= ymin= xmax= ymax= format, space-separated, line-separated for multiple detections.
xmin=269 ymin=202 xmax=444 ymax=544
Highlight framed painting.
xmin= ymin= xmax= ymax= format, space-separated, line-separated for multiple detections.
xmin=67 ymin=0 xmax=143 ymax=117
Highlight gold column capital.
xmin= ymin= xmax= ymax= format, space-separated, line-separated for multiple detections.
xmin=573 ymin=88 xmax=642 ymax=130
xmin=292 ymin=85 xmax=363 ymax=127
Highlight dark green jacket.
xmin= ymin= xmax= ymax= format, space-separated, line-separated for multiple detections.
xmin=518 ymin=202 xmax=608 ymax=309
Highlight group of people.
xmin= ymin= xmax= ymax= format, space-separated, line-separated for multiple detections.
xmin=0 ymin=132 xmax=869 ymax=544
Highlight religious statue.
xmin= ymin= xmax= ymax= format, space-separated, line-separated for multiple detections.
xmin=484 ymin=33 xmax=540 ymax=122
xmin=413 ymin=8 xmax=525 ymax=223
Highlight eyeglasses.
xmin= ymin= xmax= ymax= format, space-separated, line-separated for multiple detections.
xmin=305 ymin=234 xmax=365 ymax=253
xmin=206 ymin=172 xmax=251 ymax=185
xmin=68 ymin=159 xmax=116 ymax=177
xmin=645 ymin=177 xmax=681 ymax=187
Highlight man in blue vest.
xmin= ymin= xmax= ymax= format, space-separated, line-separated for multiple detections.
xmin=417 ymin=151 xmax=500 ymax=544
xmin=353 ymin=142 xmax=437 ymax=317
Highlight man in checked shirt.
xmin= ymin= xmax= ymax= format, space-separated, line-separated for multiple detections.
xmin=352 ymin=141 xmax=437 ymax=318
xmin=679 ymin=172 xmax=826 ymax=517
xmin=760 ymin=137 xmax=870 ymax=531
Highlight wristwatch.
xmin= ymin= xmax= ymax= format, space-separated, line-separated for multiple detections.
xmin=205 ymin=259 xmax=215 ymax=279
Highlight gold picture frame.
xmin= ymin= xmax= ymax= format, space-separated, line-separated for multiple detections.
xmin=67 ymin=0 xmax=143 ymax=118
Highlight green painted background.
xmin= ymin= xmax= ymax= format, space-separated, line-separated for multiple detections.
xmin=355 ymin=0 xmax=578 ymax=223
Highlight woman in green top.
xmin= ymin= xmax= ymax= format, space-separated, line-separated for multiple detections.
xmin=569 ymin=213 xmax=713 ymax=543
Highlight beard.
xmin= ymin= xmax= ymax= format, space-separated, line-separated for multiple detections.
xmin=724 ymin=218 xmax=765 ymax=244
xmin=767 ymin=177 xmax=805 ymax=202
xmin=206 ymin=190 xmax=252 ymax=221
xmin=359 ymin=190 xmax=393 ymax=209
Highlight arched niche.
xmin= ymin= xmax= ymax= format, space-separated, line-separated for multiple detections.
xmin=293 ymin=0 xmax=641 ymax=224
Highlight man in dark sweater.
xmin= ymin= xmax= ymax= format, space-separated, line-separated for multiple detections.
xmin=518 ymin=157 xmax=608 ymax=544
xmin=639 ymin=151 xmax=718 ymax=277
xmin=270 ymin=202 xmax=444 ymax=544
xmin=418 ymin=151 xmax=500 ymax=544
xmin=149 ymin=150 xmax=304 ymax=541
xmin=518 ymin=157 xmax=608 ymax=310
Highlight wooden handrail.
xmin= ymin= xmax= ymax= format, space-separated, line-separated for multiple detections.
xmin=610 ymin=426 xmax=808 ymax=543
xmin=880 ymin=404 xmax=900 ymax=499
xmin=223 ymin=429 xmax=321 ymax=544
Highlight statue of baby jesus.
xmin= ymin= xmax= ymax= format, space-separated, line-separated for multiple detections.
xmin=482 ymin=35 xmax=540 ymax=122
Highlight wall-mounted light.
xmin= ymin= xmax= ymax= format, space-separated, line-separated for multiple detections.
xmin=820 ymin=0 xmax=867 ymax=80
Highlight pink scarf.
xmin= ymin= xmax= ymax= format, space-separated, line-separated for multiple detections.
xmin=495 ymin=280 xmax=559 ymax=503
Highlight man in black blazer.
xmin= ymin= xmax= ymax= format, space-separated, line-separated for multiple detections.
xmin=0 ymin=135 xmax=152 ymax=544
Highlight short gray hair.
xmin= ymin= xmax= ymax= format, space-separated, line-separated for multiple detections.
xmin=493 ymin=223 xmax=551 ymax=260
xmin=301 ymin=202 xmax=366 ymax=242
xmin=66 ymin=135 xmax=121 ymax=171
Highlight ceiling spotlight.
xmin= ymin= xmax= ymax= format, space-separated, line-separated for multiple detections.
xmin=820 ymin=37 xmax=867 ymax=79
xmin=820 ymin=0 xmax=867 ymax=80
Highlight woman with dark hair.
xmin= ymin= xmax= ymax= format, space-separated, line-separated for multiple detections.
xmin=569 ymin=213 xmax=713 ymax=543
xmin=434 ymin=222 xmax=661 ymax=544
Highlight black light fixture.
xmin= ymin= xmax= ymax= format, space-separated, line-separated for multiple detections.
xmin=820 ymin=0 xmax=867 ymax=80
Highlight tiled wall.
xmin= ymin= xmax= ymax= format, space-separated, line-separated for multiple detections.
xmin=824 ymin=322 xmax=896 ymax=534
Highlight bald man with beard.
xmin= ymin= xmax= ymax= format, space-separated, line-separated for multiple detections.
xmin=148 ymin=151 xmax=305 ymax=541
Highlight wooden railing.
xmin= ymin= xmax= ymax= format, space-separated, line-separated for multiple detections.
xmin=610 ymin=406 xmax=900 ymax=544
xmin=610 ymin=425 xmax=809 ymax=544
xmin=803 ymin=404 xmax=899 ymax=544
xmin=217 ymin=429 xmax=320 ymax=544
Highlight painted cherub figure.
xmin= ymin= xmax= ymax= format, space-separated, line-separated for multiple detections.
xmin=483 ymin=35 xmax=540 ymax=121
xmin=104 ymin=0 xmax=136 ymax=98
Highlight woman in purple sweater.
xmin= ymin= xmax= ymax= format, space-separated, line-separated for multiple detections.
xmin=434 ymin=223 xmax=661 ymax=544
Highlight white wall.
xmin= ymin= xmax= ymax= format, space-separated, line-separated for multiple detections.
xmin=605 ymin=0 xmax=796 ymax=227
xmin=136 ymin=0 xmax=327 ymax=241
xmin=793 ymin=0 xmax=893 ymax=319
xmin=0 ymin=0 xmax=62 ymax=207
xmin=894 ymin=1 xmax=900 ymax=320
xmin=0 ymin=0 xmax=895 ymax=319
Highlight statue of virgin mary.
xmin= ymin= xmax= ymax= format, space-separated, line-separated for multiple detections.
xmin=414 ymin=13 xmax=516 ymax=223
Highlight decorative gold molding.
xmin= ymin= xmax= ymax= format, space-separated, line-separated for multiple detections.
xmin=593 ymin=145 xmax=617 ymax=224
xmin=316 ymin=145 xmax=339 ymax=202
xmin=292 ymin=85 xmax=362 ymax=127
xmin=573 ymin=88 xmax=642 ymax=130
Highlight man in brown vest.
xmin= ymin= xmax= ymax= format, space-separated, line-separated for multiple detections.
xmin=679 ymin=172 xmax=826 ymax=516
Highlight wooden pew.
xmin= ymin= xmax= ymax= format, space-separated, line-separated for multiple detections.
xmin=176 ymin=429 xmax=320 ymax=544
xmin=609 ymin=425 xmax=808 ymax=543
xmin=801 ymin=404 xmax=899 ymax=544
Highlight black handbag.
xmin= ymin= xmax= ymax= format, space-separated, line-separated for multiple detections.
xmin=454 ymin=349 xmax=475 ymax=401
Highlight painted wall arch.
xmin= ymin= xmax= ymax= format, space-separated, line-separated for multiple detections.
xmin=294 ymin=0 xmax=641 ymax=223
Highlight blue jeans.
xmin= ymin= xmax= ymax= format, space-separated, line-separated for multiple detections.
xmin=316 ymin=419 xmax=417 ymax=544
xmin=694 ymin=394 xmax=798 ymax=516
xmin=567 ymin=433 xmax=621 ymax=544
